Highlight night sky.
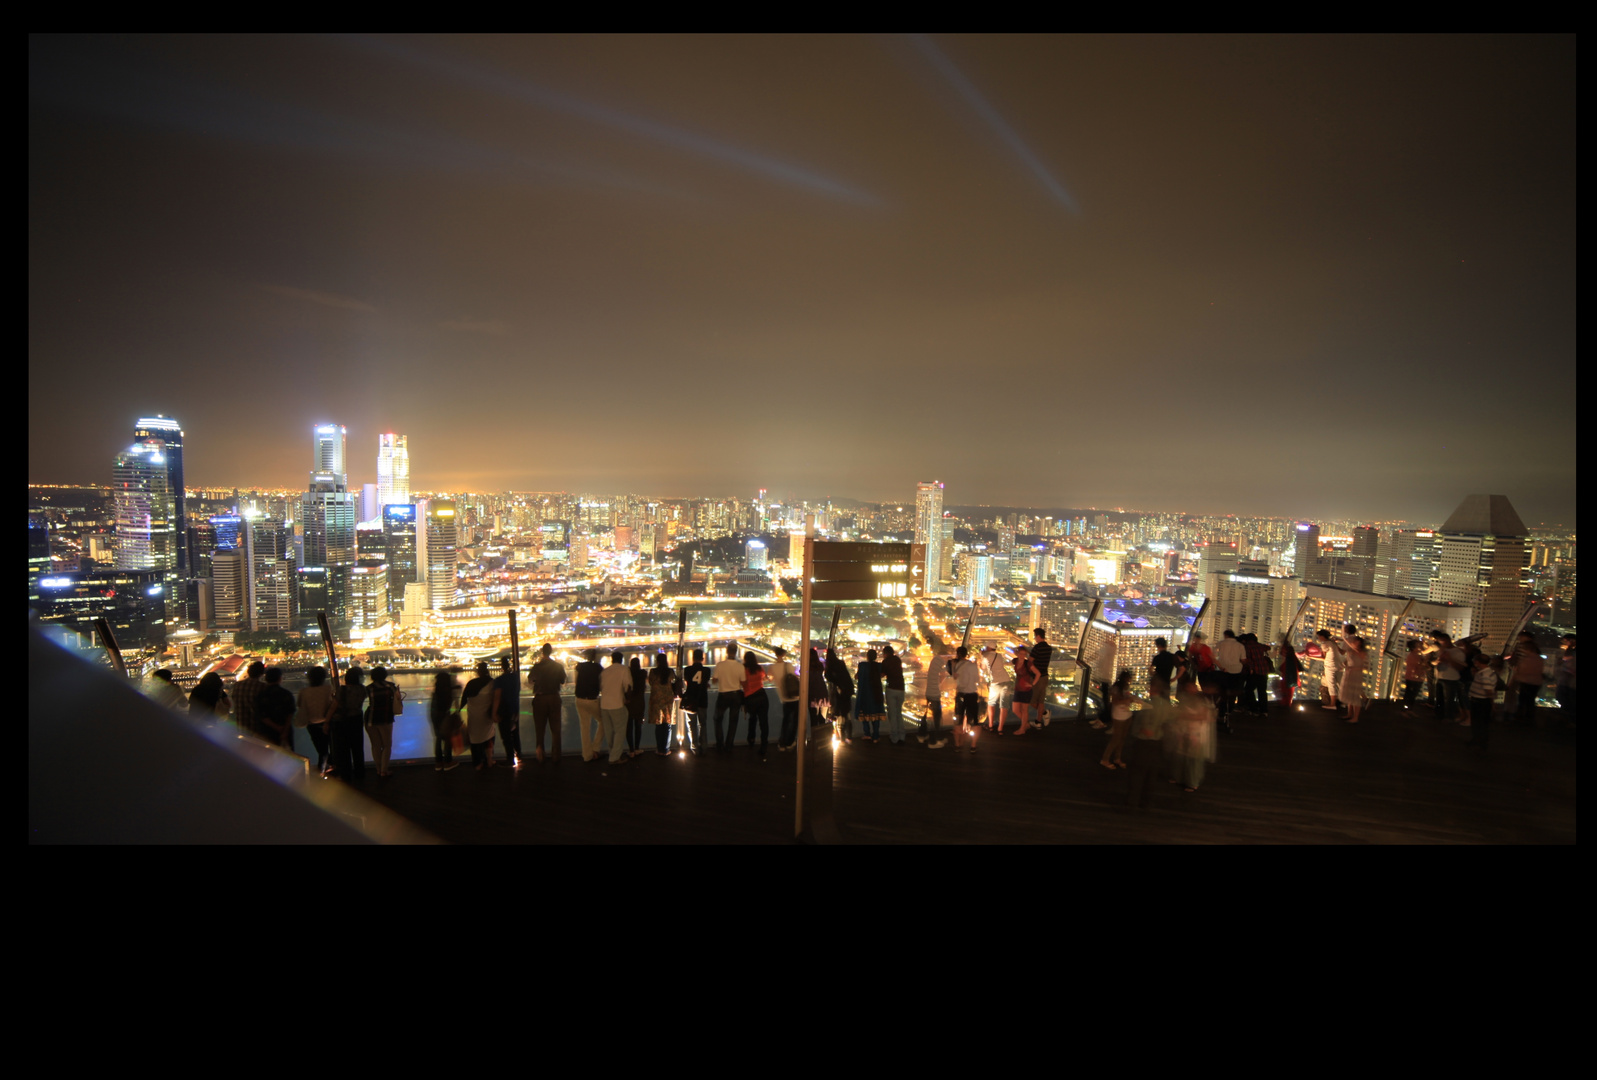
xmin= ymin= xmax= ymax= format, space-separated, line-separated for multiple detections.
xmin=28 ymin=35 xmax=1576 ymax=523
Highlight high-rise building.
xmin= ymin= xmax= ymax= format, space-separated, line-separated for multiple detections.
xmin=425 ymin=500 xmax=459 ymax=610
xmin=313 ymin=424 xmax=348 ymax=487
xmin=381 ymin=504 xmax=418 ymax=615
xmin=350 ymin=560 xmax=391 ymax=631
xmin=1203 ymin=573 xmax=1301 ymax=649
xmin=915 ymin=482 xmax=945 ymax=583
xmin=746 ymin=539 xmax=768 ymax=571
xmin=132 ymin=416 xmax=187 ymax=580
xmin=33 ymin=568 xmax=168 ymax=650
xmin=955 ymin=552 xmax=992 ymax=604
xmin=1293 ymin=523 xmax=1323 ymax=583
xmin=360 ymin=484 xmax=381 ymax=524
xmin=28 ymin=515 xmax=51 ymax=605
xmin=1197 ymin=542 xmax=1239 ymax=580
xmin=377 ymin=433 xmax=410 ymax=508
xmin=1296 ymin=583 xmax=1472 ymax=701
xmin=247 ymin=517 xmax=294 ymax=631
xmin=1551 ymin=558 xmax=1576 ymax=626
xmin=113 ymin=440 xmax=177 ymax=575
xmin=1378 ymin=529 xmax=1438 ymax=599
xmin=301 ymin=476 xmax=357 ymax=568
xmin=1430 ymin=494 xmax=1529 ymax=653
xmin=210 ymin=550 xmax=249 ymax=632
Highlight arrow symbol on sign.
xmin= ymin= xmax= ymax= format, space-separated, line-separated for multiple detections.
xmin=912 ymin=565 xmax=922 ymax=576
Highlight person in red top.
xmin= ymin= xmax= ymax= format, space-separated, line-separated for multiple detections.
xmin=741 ymin=652 xmax=770 ymax=757
xmin=1241 ymin=633 xmax=1273 ymax=714
xmin=1010 ymin=644 xmax=1039 ymax=735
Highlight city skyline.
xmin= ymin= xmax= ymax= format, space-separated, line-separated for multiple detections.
xmin=28 ymin=35 xmax=1575 ymax=523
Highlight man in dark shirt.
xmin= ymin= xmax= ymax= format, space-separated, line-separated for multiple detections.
xmin=881 ymin=645 xmax=907 ymax=745
xmin=492 ymin=657 xmax=524 ymax=768
xmin=528 ymin=643 xmax=566 ymax=763
xmin=573 ymin=648 xmax=604 ymax=761
xmin=1150 ymin=638 xmax=1179 ymax=698
xmin=1029 ymin=628 xmax=1055 ymax=721
xmin=256 ymin=666 xmax=297 ymax=748
xmin=680 ymin=648 xmax=710 ymax=754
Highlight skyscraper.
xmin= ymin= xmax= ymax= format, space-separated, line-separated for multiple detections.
xmin=133 ymin=416 xmax=187 ymax=579
xmin=377 ymin=433 xmax=410 ymax=509
xmin=28 ymin=514 xmax=51 ymax=605
xmin=425 ymin=500 xmax=458 ymax=610
xmin=915 ymin=481 xmax=944 ymax=583
xmin=312 ymin=423 xmax=348 ymax=487
xmin=1430 ymin=494 xmax=1529 ymax=653
xmin=112 ymin=440 xmax=178 ymax=627
xmin=1293 ymin=523 xmax=1323 ymax=583
xmin=382 ymin=504 xmax=418 ymax=615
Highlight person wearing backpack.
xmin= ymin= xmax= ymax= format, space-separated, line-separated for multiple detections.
xmin=366 ymin=666 xmax=400 ymax=778
xmin=882 ymin=645 xmax=907 ymax=745
xmin=771 ymin=647 xmax=802 ymax=752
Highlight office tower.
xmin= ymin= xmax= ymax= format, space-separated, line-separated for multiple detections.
xmin=1029 ymin=594 xmax=1095 ymax=647
xmin=210 ymin=550 xmax=248 ymax=631
xmin=1551 ymin=558 xmax=1576 ymax=626
xmin=381 ymin=504 xmax=417 ymax=614
xmin=132 ymin=416 xmax=187 ymax=580
xmin=28 ymin=515 xmax=51 ymax=605
xmin=33 ymin=568 xmax=168 ymax=650
xmin=1379 ymin=529 xmax=1437 ymax=599
xmin=955 ymin=553 xmax=992 ymax=603
xmin=1297 ymin=583 xmax=1472 ymax=702
xmin=377 ymin=433 xmax=410 ymax=508
xmin=1204 ymin=572 xmax=1301 ymax=648
xmin=312 ymin=424 xmax=347 ymax=486
xmin=614 ymin=525 xmax=635 ymax=551
xmin=360 ymin=483 xmax=380 ymax=523
xmin=401 ymin=582 xmax=430 ymax=627
xmin=746 ymin=539 xmax=768 ymax=571
xmin=1198 ymin=542 xmax=1239 ymax=581
xmin=1430 ymin=494 xmax=1529 ymax=653
xmin=789 ymin=530 xmax=808 ymax=572
xmin=915 ymin=482 xmax=945 ymax=582
xmin=1293 ymin=523 xmax=1325 ymax=583
xmin=350 ymin=561 xmax=391 ymax=631
xmin=247 ymin=517 xmax=294 ymax=631
xmin=113 ymin=441 xmax=176 ymax=574
xmin=301 ymin=477 xmax=356 ymax=567
xmin=425 ymin=500 xmax=458 ymax=610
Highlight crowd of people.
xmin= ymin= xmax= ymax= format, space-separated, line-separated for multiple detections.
xmin=145 ymin=622 xmax=1572 ymax=791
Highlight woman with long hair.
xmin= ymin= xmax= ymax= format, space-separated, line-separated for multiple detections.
xmin=1277 ymin=635 xmax=1301 ymax=707
xmin=742 ymin=651 xmax=771 ymax=757
xmin=430 ymin=669 xmax=460 ymax=771
xmin=366 ymin=666 xmax=399 ymax=778
xmin=1010 ymin=644 xmax=1038 ymax=735
xmin=825 ymin=647 xmax=854 ymax=744
xmin=854 ymin=648 xmax=886 ymax=743
xmin=1342 ymin=636 xmax=1369 ymax=723
xmin=463 ymin=661 xmax=497 ymax=770
xmin=808 ymin=648 xmax=829 ymax=738
xmin=648 ymin=651 xmax=678 ymax=757
xmin=627 ymin=655 xmax=647 ymax=755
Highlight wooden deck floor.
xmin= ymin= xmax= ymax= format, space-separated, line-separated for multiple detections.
xmin=355 ymin=702 xmax=1576 ymax=844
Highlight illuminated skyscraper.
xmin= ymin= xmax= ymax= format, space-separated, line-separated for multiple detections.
xmin=381 ymin=504 xmax=417 ymax=615
xmin=746 ymin=538 xmax=768 ymax=571
xmin=915 ymin=481 xmax=944 ymax=583
xmin=312 ymin=423 xmax=348 ymax=487
xmin=28 ymin=514 xmax=51 ymax=605
xmin=113 ymin=441 xmax=177 ymax=603
xmin=425 ymin=500 xmax=458 ymax=610
xmin=1430 ymin=494 xmax=1529 ymax=653
xmin=133 ymin=416 xmax=187 ymax=580
xmin=377 ymin=433 xmax=410 ymax=508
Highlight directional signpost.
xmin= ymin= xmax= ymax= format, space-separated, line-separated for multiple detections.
xmin=796 ymin=541 xmax=927 ymax=841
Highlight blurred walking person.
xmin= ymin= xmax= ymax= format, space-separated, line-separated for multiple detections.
xmin=1429 ymin=631 xmax=1467 ymax=723
xmin=1554 ymin=635 xmax=1576 ymax=722
xmin=771 ymin=647 xmax=802 ymax=751
xmin=1315 ymin=629 xmax=1345 ymax=711
xmin=528 ymin=643 xmax=566 ymax=762
xmin=1468 ymin=653 xmax=1502 ymax=749
xmin=1213 ymin=630 xmax=1245 ymax=731
xmin=1241 ymin=633 xmax=1272 ymax=713
xmin=921 ymin=651 xmax=947 ymax=748
xmin=297 ymin=666 xmax=335 ymax=774
xmin=808 ymin=648 xmax=830 ymax=742
xmin=463 ymin=661 xmax=497 ymax=771
xmin=430 ymin=670 xmax=460 ymax=771
xmin=1509 ymin=632 xmax=1544 ymax=726
xmin=145 ymin=669 xmax=187 ymax=711
xmin=573 ymin=648 xmax=604 ymax=762
xmin=648 ymin=652 xmax=679 ymax=756
xmin=1401 ymin=640 xmax=1427 ymax=710
xmin=1100 ymin=669 xmax=1141 ymax=770
xmin=1089 ymin=633 xmax=1118 ymax=729
xmin=1169 ymin=682 xmax=1217 ymax=793
xmin=1126 ymin=690 xmax=1173 ymax=809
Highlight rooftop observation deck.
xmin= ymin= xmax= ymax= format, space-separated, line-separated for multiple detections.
xmin=353 ymin=699 xmax=1574 ymax=845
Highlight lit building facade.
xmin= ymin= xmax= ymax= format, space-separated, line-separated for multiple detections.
xmin=313 ymin=424 xmax=347 ymax=486
xmin=915 ymin=482 xmax=944 ymax=583
xmin=1429 ymin=494 xmax=1529 ymax=653
xmin=350 ymin=561 xmax=391 ymax=631
xmin=1202 ymin=572 xmax=1300 ymax=648
xmin=377 ymin=433 xmax=410 ymax=509
xmin=1295 ymin=583 xmax=1472 ymax=701
xmin=34 ymin=568 xmax=168 ymax=650
xmin=425 ymin=500 xmax=459 ymax=610
xmin=382 ymin=504 xmax=418 ymax=615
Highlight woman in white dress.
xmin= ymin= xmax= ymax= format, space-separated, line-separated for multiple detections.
xmin=1341 ymin=637 xmax=1369 ymax=724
